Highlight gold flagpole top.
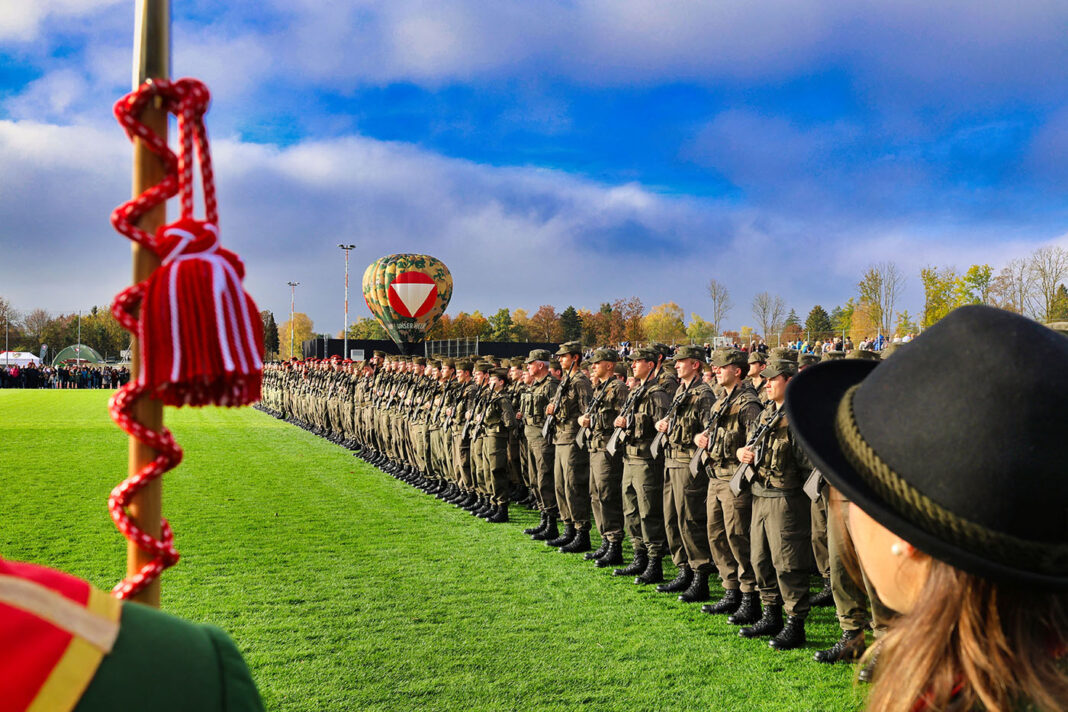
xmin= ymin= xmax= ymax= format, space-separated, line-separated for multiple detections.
xmin=134 ymin=0 xmax=170 ymax=87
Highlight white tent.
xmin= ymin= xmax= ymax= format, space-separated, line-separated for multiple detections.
xmin=0 ymin=352 xmax=42 ymax=367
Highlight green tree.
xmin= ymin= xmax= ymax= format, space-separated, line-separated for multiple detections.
xmin=921 ymin=266 xmax=959 ymax=328
xmin=830 ymin=299 xmax=854 ymax=338
xmin=685 ymin=313 xmax=716 ymax=344
xmin=895 ymin=310 xmax=919 ymax=336
xmin=345 ymin=317 xmax=387 ymax=340
xmin=804 ymin=305 xmax=833 ymax=341
xmin=955 ymin=264 xmax=993 ymax=306
xmin=261 ymin=310 xmax=280 ymax=358
xmin=1051 ymin=284 xmax=1068 ymax=321
xmin=559 ymin=306 xmax=583 ymax=342
xmin=488 ymin=308 xmax=518 ymax=341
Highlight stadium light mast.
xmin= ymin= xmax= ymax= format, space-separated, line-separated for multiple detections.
xmin=339 ymin=244 xmax=355 ymax=359
xmin=287 ymin=281 xmax=300 ymax=358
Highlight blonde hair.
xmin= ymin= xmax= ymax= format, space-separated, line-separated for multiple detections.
xmin=863 ymin=562 xmax=1068 ymax=712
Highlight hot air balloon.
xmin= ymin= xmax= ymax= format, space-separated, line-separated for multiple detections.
xmin=363 ymin=254 xmax=452 ymax=352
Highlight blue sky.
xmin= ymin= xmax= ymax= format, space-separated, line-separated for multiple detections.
xmin=0 ymin=1 xmax=1066 ymax=335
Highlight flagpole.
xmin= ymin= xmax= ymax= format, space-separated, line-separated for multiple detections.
xmin=125 ymin=0 xmax=169 ymax=608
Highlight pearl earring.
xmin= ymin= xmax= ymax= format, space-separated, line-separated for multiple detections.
xmin=891 ymin=543 xmax=904 ymax=556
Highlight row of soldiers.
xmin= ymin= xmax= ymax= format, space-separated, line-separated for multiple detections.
xmin=259 ymin=341 xmax=896 ymax=665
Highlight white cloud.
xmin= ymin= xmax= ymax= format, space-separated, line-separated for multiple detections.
xmin=0 ymin=0 xmax=122 ymax=42
xmin=2 ymin=118 xmax=1064 ymax=337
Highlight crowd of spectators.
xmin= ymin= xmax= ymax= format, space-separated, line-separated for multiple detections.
xmin=0 ymin=363 xmax=131 ymax=389
xmin=593 ymin=332 xmax=916 ymax=362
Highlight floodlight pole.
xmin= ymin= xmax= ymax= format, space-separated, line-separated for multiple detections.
xmin=288 ymin=281 xmax=300 ymax=358
xmin=339 ymin=244 xmax=355 ymax=359
xmin=124 ymin=0 xmax=170 ymax=608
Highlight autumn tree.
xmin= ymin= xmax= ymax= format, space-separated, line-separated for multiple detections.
xmin=857 ymin=261 xmax=905 ymax=336
xmin=1029 ymin=246 xmax=1068 ymax=321
xmin=426 ymin=313 xmax=452 ymax=339
xmin=528 ymin=305 xmax=563 ymax=342
xmin=614 ymin=297 xmax=645 ymax=343
xmin=643 ymin=302 xmax=687 ymax=344
xmin=577 ymin=308 xmax=604 ymax=346
xmin=22 ymin=308 xmax=51 ymax=350
xmin=751 ymin=292 xmax=786 ymax=346
xmin=279 ymin=313 xmax=314 ymax=358
xmin=511 ymin=308 xmax=531 ymax=341
xmin=850 ymin=301 xmax=879 ymax=344
xmin=989 ymin=258 xmax=1035 ymax=315
xmin=706 ymin=278 xmax=732 ymax=336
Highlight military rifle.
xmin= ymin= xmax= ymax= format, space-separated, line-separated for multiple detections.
xmin=541 ymin=371 xmax=572 ymax=441
xmin=575 ymin=379 xmax=613 ymax=449
xmin=688 ymin=389 xmax=738 ymax=476
xmin=728 ymin=407 xmax=784 ymax=496
xmin=649 ymin=383 xmax=694 ymax=459
xmin=605 ymin=374 xmax=652 ymax=457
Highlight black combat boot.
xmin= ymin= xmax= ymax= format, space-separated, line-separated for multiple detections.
xmin=459 ymin=491 xmax=479 ymax=510
xmin=546 ymin=524 xmax=576 ymax=548
xmin=678 ymin=569 xmax=711 ymax=603
xmin=613 ymin=549 xmax=647 ymax=577
xmin=656 ymin=563 xmax=692 ymax=593
xmin=595 ymin=541 xmax=624 ymax=568
xmin=585 ymin=538 xmax=610 ymax=561
xmin=533 ymin=515 xmax=558 ymax=541
xmin=487 ymin=503 xmax=509 ymax=523
xmin=471 ymin=496 xmax=491 ymax=515
xmin=477 ymin=503 xmax=498 ymax=520
xmin=810 ymin=577 xmax=834 ymax=607
xmin=739 ymin=604 xmax=783 ymax=638
xmin=769 ymin=615 xmax=807 ymax=650
xmin=857 ymin=649 xmax=879 ymax=683
xmin=814 ymin=628 xmax=865 ymax=664
xmin=634 ymin=556 xmax=664 ymax=585
xmin=702 ymin=589 xmax=741 ymax=615
xmin=524 ymin=511 xmax=548 ymax=535
xmin=560 ymin=528 xmax=591 ymax=554
xmin=728 ymin=593 xmax=763 ymax=626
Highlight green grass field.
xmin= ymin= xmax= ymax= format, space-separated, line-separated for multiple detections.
xmin=0 ymin=390 xmax=865 ymax=711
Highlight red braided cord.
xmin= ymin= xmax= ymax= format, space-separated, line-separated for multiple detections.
xmin=107 ymin=78 xmax=212 ymax=599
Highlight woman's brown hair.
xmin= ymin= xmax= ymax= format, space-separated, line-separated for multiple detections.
xmin=863 ymin=561 xmax=1068 ymax=711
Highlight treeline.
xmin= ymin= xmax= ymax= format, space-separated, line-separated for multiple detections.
xmin=0 ymin=300 xmax=128 ymax=360
xmin=332 ymin=246 xmax=1068 ymax=348
xmin=11 ymin=246 xmax=1065 ymax=362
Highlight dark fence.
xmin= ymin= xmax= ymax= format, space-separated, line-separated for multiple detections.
xmin=301 ymin=338 xmax=558 ymax=360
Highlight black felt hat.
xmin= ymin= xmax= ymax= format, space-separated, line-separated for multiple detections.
xmin=785 ymin=305 xmax=1068 ymax=590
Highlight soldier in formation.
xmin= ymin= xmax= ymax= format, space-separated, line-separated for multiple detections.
xmin=258 ymin=339 xmax=901 ymax=666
